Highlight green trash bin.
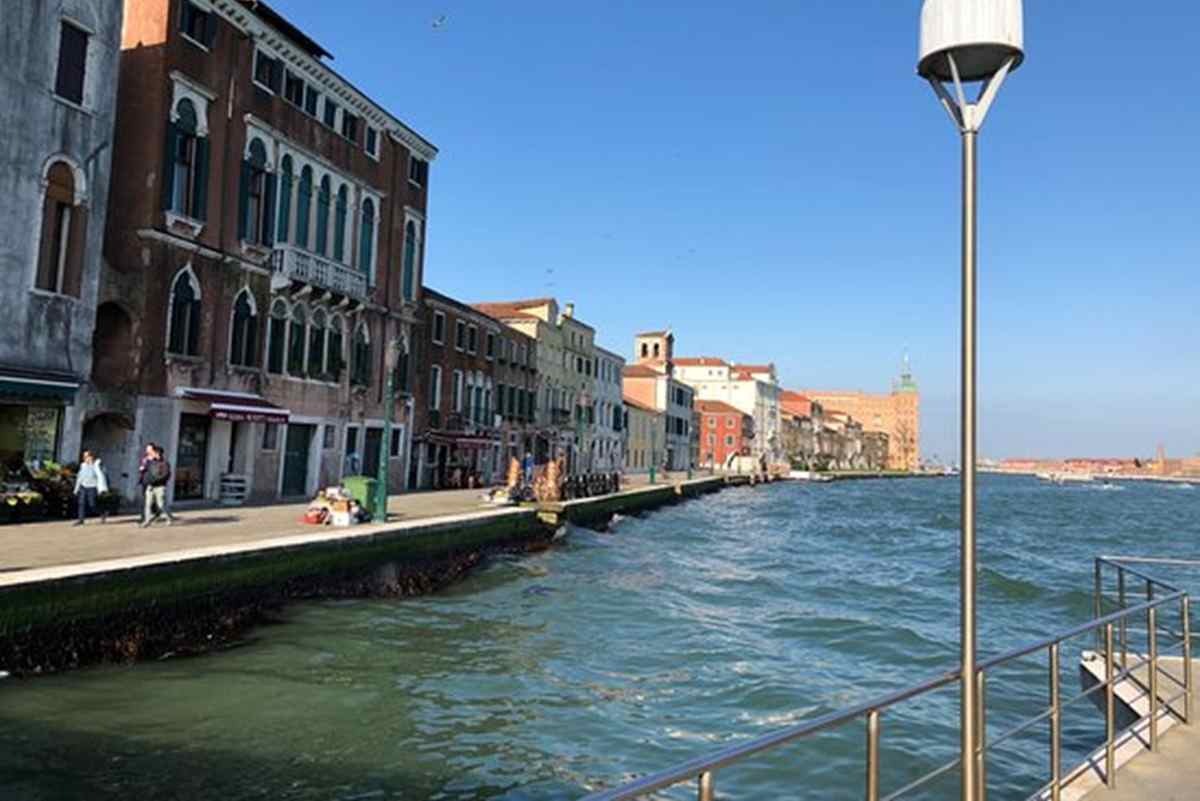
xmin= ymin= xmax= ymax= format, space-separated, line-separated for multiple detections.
xmin=342 ymin=476 xmax=378 ymax=519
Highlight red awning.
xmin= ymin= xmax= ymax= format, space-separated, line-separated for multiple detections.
xmin=178 ymin=388 xmax=290 ymax=424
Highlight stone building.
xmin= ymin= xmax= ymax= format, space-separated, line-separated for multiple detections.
xmin=623 ymin=331 xmax=694 ymax=471
xmin=411 ymin=288 xmax=537 ymax=489
xmin=471 ymin=298 xmax=602 ymax=474
xmin=696 ymin=400 xmax=754 ymax=469
xmin=591 ymin=345 xmax=626 ymax=472
xmin=623 ymin=397 xmax=663 ymax=475
xmin=96 ymin=0 xmax=436 ymax=503
xmin=0 ymin=0 xmax=123 ymax=470
xmin=797 ymin=357 xmax=920 ymax=471
xmin=674 ymin=357 xmax=783 ymax=464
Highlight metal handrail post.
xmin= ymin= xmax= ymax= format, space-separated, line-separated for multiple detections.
xmin=1103 ymin=623 xmax=1116 ymax=788
xmin=1049 ymin=643 xmax=1062 ymax=801
xmin=1149 ymin=607 xmax=1159 ymax=751
xmin=866 ymin=710 xmax=881 ymax=801
xmin=1118 ymin=567 xmax=1128 ymax=672
xmin=698 ymin=771 xmax=714 ymax=801
xmin=1094 ymin=560 xmax=1103 ymax=652
xmin=976 ymin=670 xmax=988 ymax=801
xmin=1184 ymin=596 xmax=1193 ymax=725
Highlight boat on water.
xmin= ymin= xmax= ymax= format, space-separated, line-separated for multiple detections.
xmin=1039 ymin=472 xmax=1094 ymax=484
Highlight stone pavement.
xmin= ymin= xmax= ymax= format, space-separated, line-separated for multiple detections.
xmin=0 ymin=488 xmax=492 ymax=575
xmin=0 ymin=472 xmax=732 ymax=578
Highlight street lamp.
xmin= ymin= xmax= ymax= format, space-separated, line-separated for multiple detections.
xmin=918 ymin=2 xmax=1024 ymax=800
xmin=375 ymin=338 xmax=407 ymax=523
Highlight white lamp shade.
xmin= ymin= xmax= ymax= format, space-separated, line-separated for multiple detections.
xmin=919 ymin=0 xmax=1024 ymax=81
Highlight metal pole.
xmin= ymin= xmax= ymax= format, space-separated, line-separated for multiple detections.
xmin=697 ymin=771 xmax=714 ymax=801
xmin=1119 ymin=567 xmax=1128 ymax=672
xmin=960 ymin=127 xmax=979 ymax=801
xmin=1050 ymin=643 xmax=1062 ymax=801
xmin=1184 ymin=596 xmax=1193 ymax=724
xmin=1149 ymin=606 xmax=1159 ymax=751
xmin=866 ymin=710 xmax=881 ymax=801
xmin=1094 ymin=560 xmax=1103 ymax=651
xmin=1105 ymin=623 xmax=1116 ymax=789
xmin=976 ymin=670 xmax=988 ymax=801
xmin=375 ymin=346 xmax=395 ymax=523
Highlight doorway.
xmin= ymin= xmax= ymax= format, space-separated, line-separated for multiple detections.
xmin=175 ymin=413 xmax=210 ymax=500
xmin=363 ymin=428 xmax=382 ymax=478
xmin=282 ymin=423 xmax=315 ymax=497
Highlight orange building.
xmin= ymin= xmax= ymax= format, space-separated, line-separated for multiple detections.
xmin=796 ymin=359 xmax=920 ymax=471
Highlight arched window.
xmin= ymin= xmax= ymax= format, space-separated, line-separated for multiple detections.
xmin=315 ymin=176 xmax=331 ymax=256
xmin=333 ymin=185 xmax=348 ymax=263
xmin=296 ymin=165 xmax=313 ymax=248
xmin=308 ymin=308 xmax=327 ymax=377
xmin=287 ymin=304 xmax=307 ymax=375
xmin=358 ymin=198 xmax=374 ymax=278
xmin=36 ymin=160 xmax=86 ymax=296
xmin=402 ymin=220 xmax=418 ymax=301
xmin=239 ymin=138 xmax=274 ymax=245
xmin=164 ymin=98 xmax=209 ymax=221
xmin=328 ymin=315 xmax=345 ymax=381
xmin=167 ymin=269 xmax=201 ymax=355
xmin=229 ymin=289 xmax=258 ymax=367
xmin=277 ymin=156 xmax=293 ymax=243
xmin=266 ymin=298 xmax=288 ymax=374
xmin=351 ymin=322 xmax=371 ymax=387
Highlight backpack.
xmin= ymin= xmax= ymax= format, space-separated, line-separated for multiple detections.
xmin=147 ymin=459 xmax=169 ymax=484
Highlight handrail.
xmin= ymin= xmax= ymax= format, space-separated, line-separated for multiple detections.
xmin=580 ymin=555 xmax=1199 ymax=801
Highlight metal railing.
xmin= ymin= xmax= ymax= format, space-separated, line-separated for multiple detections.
xmin=581 ymin=556 xmax=1200 ymax=801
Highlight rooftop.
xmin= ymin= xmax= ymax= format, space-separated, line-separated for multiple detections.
xmin=623 ymin=396 xmax=659 ymax=414
xmin=695 ymin=400 xmax=745 ymax=416
xmin=622 ymin=365 xmax=661 ymax=379
xmin=675 ymin=357 xmax=728 ymax=367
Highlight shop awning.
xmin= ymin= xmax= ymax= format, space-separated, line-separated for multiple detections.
xmin=177 ymin=388 xmax=290 ymax=424
xmin=0 ymin=367 xmax=80 ymax=402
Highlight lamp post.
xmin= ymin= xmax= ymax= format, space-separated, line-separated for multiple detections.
xmin=374 ymin=338 xmax=406 ymax=523
xmin=918 ymin=3 xmax=1024 ymax=800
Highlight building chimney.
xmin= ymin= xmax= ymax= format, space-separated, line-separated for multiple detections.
xmin=564 ymin=302 xmax=575 ymax=318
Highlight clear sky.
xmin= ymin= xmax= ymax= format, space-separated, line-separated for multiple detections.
xmin=279 ymin=1 xmax=1197 ymax=461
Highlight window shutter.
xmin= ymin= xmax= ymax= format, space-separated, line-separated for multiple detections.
xmin=237 ymin=160 xmax=251 ymax=240
xmin=270 ymin=58 xmax=283 ymax=93
xmin=262 ymin=172 xmax=277 ymax=245
xmin=187 ymin=299 xmax=201 ymax=355
xmin=192 ymin=137 xmax=210 ymax=221
xmin=203 ymin=11 xmax=217 ymax=48
xmin=162 ymin=122 xmax=179 ymax=210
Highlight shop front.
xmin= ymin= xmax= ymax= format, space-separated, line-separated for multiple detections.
xmin=0 ymin=368 xmax=80 ymax=470
xmin=174 ymin=388 xmax=290 ymax=501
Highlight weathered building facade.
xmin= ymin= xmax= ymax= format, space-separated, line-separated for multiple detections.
xmin=1 ymin=0 xmax=123 ymax=469
xmin=97 ymin=0 xmax=436 ymax=502
xmin=696 ymin=400 xmax=754 ymax=469
xmin=674 ymin=357 xmax=783 ymax=464
xmin=623 ymin=331 xmax=694 ymax=472
xmin=591 ymin=345 xmax=626 ymax=472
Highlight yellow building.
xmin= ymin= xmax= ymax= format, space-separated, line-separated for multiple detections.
xmin=623 ymin=396 xmax=665 ymax=474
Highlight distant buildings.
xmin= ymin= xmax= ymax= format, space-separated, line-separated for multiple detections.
xmin=696 ymin=401 xmax=753 ymax=469
xmin=673 ymin=357 xmax=783 ymax=463
xmin=622 ymin=331 xmax=695 ymax=472
xmin=796 ymin=358 xmax=920 ymax=471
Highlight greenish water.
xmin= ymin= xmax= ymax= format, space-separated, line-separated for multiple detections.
xmin=2 ymin=475 xmax=1198 ymax=800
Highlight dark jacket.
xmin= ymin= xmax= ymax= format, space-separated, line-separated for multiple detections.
xmin=143 ymin=456 xmax=172 ymax=488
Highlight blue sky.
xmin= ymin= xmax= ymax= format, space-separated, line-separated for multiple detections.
xmin=280 ymin=1 xmax=1197 ymax=461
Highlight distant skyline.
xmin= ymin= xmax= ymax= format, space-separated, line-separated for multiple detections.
xmin=277 ymin=1 xmax=1198 ymax=460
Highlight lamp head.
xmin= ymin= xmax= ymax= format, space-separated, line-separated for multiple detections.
xmin=919 ymin=0 xmax=1024 ymax=82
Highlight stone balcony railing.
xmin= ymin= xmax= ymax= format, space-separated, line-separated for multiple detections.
xmin=271 ymin=244 xmax=368 ymax=301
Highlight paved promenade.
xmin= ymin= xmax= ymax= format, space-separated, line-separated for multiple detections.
xmin=0 ymin=471 xmax=706 ymax=579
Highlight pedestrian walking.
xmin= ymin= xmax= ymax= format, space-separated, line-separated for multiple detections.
xmin=141 ymin=445 xmax=176 ymax=527
xmin=73 ymin=450 xmax=109 ymax=526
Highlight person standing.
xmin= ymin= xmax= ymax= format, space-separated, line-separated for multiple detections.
xmin=141 ymin=445 xmax=176 ymax=527
xmin=73 ymin=450 xmax=109 ymax=526
xmin=522 ymin=451 xmax=534 ymax=486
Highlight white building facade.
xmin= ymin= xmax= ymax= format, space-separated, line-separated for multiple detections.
xmin=591 ymin=345 xmax=626 ymax=472
xmin=675 ymin=359 xmax=783 ymax=464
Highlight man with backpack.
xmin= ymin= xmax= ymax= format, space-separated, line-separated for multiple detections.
xmin=141 ymin=444 xmax=177 ymax=527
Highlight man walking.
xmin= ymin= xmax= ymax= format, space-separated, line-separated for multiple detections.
xmin=141 ymin=445 xmax=176 ymax=527
xmin=73 ymin=450 xmax=109 ymax=526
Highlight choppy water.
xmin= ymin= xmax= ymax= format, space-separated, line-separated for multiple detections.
xmin=2 ymin=475 xmax=1199 ymax=800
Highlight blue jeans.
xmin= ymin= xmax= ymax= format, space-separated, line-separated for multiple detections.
xmin=77 ymin=486 xmax=97 ymax=522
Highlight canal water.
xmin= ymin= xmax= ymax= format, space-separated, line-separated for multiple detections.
xmin=3 ymin=475 xmax=1199 ymax=800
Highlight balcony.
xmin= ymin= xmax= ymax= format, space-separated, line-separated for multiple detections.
xmin=271 ymin=244 xmax=368 ymax=302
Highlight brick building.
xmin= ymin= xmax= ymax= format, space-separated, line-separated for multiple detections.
xmin=0 ymin=0 xmax=123 ymax=469
xmin=413 ymin=288 xmax=537 ymax=489
xmin=96 ymin=0 xmax=436 ymax=503
xmin=696 ymin=400 xmax=753 ymax=469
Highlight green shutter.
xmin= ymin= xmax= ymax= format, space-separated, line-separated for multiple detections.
xmin=161 ymin=122 xmax=179 ymax=210
xmin=192 ymin=137 xmax=210 ymax=221
xmin=263 ymin=172 xmax=277 ymax=245
xmin=237 ymin=161 xmax=251 ymax=240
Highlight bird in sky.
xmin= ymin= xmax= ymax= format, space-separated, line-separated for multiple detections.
xmin=432 ymin=14 xmax=448 ymax=31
